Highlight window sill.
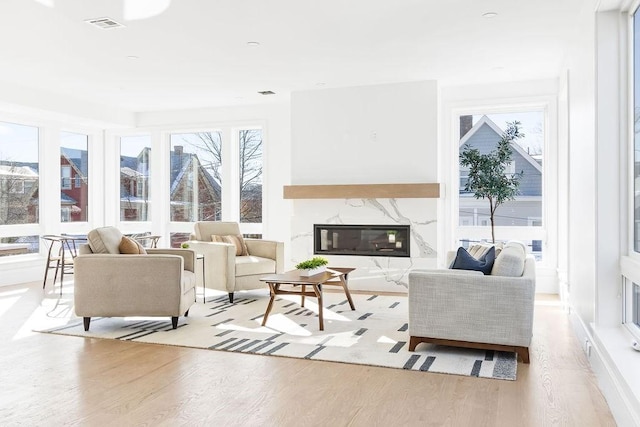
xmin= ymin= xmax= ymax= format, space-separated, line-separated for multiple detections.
xmin=593 ymin=325 xmax=640 ymax=423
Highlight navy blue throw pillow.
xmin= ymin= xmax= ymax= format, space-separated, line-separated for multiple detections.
xmin=450 ymin=246 xmax=496 ymax=275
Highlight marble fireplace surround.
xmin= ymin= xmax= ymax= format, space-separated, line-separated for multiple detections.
xmin=290 ymin=196 xmax=439 ymax=294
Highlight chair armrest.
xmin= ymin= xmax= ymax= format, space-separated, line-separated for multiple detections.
xmin=185 ymin=240 xmax=236 ymax=292
xmin=245 ymin=239 xmax=284 ymax=273
xmin=147 ymin=248 xmax=196 ymax=272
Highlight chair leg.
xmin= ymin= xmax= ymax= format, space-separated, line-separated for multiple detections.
xmin=83 ymin=317 xmax=91 ymax=331
xmin=185 ymin=309 xmax=190 ymax=317
xmin=171 ymin=316 xmax=178 ymax=329
xmin=228 ymin=292 xmax=234 ymax=303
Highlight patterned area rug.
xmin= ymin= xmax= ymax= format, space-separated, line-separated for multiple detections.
xmin=37 ymin=289 xmax=517 ymax=380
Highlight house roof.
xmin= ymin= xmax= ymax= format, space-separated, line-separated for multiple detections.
xmin=459 ymin=115 xmax=543 ymax=174
xmin=61 ymin=147 xmax=89 ymax=177
xmin=0 ymin=164 xmax=38 ymax=177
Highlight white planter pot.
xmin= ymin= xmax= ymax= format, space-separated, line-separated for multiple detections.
xmin=298 ymin=266 xmax=326 ymax=277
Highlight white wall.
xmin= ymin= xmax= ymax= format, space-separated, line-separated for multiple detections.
xmin=563 ymin=4 xmax=640 ymax=425
xmin=567 ymin=5 xmax=598 ymax=328
xmin=289 ymin=81 xmax=439 ymax=292
xmin=291 ymin=81 xmax=439 ymax=184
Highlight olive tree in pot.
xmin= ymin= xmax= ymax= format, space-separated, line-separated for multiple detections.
xmin=459 ymin=121 xmax=524 ymax=243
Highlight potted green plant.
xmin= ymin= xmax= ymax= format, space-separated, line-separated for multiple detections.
xmin=295 ymin=256 xmax=329 ymax=276
xmin=459 ymin=121 xmax=524 ymax=243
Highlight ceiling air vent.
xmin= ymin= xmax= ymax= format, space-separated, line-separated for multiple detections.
xmin=84 ymin=17 xmax=125 ymax=29
xmin=258 ymin=90 xmax=276 ymax=95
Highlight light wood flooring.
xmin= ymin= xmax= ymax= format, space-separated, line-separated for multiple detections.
xmin=0 ymin=282 xmax=616 ymax=426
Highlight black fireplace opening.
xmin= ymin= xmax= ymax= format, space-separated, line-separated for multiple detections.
xmin=314 ymin=224 xmax=410 ymax=257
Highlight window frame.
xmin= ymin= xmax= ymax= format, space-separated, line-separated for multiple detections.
xmin=446 ymin=99 xmax=556 ymax=270
xmin=109 ymin=123 xmax=266 ymax=246
xmin=624 ymin=1 xmax=640 ymax=340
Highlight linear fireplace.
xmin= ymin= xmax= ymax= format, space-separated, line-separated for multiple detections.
xmin=314 ymin=224 xmax=410 ymax=257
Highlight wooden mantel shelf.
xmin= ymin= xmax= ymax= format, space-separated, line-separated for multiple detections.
xmin=283 ymin=183 xmax=442 ymax=199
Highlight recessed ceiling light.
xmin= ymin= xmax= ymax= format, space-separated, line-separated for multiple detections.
xmin=247 ymin=41 xmax=260 ymax=47
xmin=316 ymin=82 xmax=326 ymax=87
xmin=258 ymin=90 xmax=275 ymax=95
xmin=482 ymin=12 xmax=498 ymax=18
xmin=126 ymin=55 xmax=139 ymax=60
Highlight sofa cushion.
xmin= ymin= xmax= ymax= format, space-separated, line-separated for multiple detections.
xmin=235 ymin=256 xmax=276 ymax=276
xmin=87 ymin=227 xmax=124 ymax=254
xmin=491 ymin=241 xmax=526 ymax=277
xmin=450 ymin=246 xmax=496 ymax=275
xmin=468 ymin=242 xmax=503 ymax=259
xmin=194 ymin=221 xmax=241 ymax=241
xmin=211 ymin=234 xmax=248 ymax=256
xmin=119 ymin=236 xmax=147 ymax=254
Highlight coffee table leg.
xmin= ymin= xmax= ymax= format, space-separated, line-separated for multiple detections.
xmin=340 ymin=274 xmax=356 ymax=310
xmin=312 ymin=284 xmax=323 ymax=331
xmin=262 ymin=283 xmax=277 ymax=327
xmin=301 ymin=284 xmax=306 ymax=307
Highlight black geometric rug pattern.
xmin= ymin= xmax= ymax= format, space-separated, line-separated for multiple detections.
xmin=39 ymin=290 xmax=517 ymax=380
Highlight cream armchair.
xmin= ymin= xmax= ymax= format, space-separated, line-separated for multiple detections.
xmin=187 ymin=221 xmax=284 ymax=303
xmin=74 ymin=227 xmax=197 ymax=331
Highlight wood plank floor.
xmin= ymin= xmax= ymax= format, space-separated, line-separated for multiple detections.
xmin=0 ymin=282 xmax=616 ymax=426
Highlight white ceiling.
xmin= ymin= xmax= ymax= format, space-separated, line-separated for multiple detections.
xmin=0 ymin=0 xmax=587 ymax=113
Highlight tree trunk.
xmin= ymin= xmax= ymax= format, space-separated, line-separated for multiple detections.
xmin=489 ymin=198 xmax=496 ymax=243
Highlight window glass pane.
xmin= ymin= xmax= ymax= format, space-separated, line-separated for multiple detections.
xmin=634 ymin=10 xmax=640 ymax=252
xmin=0 ymin=235 xmax=39 ymax=257
xmin=239 ymin=129 xmax=263 ymax=223
xmin=169 ymin=132 xmax=222 ymax=222
xmin=60 ymin=131 xmax=89 ymax=222
xmin=459 ymin=112 xmax=543 ymax=228
xmin=170 ymin=232 xmax=191 ymax=248
xmin=0 ymin=121 xmax=39 ymax=225
xmin=120 ymin=135 xmax=151 ymax=221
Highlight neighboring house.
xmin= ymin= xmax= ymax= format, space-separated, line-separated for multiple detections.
xmin=120 ymin=147 xmax=151 ymax=221
xmin=458 ymin=115 xmax=543 ymax=228
xmin=119 ymin=146 xmax=222 ymax=229
xmin=0 ymin=162 xmax=39 ymax=225
xmin=60 ymin=147 xmax=89 ymax=222
xmin=169 ymin=145 xmax=221 ymax=223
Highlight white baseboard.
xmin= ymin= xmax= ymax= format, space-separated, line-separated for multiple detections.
xmin=0 ymin=258 xmax=43 ymax=287
xmin=569 ymin=309 xmax=640 ymax=427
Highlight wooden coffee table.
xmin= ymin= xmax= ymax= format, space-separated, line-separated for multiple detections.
xmin=259 ymin=267 xmax=355 ymax=331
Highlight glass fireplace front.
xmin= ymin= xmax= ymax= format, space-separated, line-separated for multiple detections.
xmin=314 ymin=224 xmax=410 ymax=257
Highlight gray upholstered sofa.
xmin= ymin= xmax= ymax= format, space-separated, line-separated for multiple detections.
xmin=408 ymin=241 xmax=536 ymax=363
xmin=187 ymin=221 xmax=284 ymax=303
xmin=74 ymin=226 xmax=197 ymax=331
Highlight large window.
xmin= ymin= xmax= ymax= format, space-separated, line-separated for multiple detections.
xmin=239 ymin=129 xmax=263 ymax=224
xmin=457 ymin=111 xmax=545 ymax=260
xmin=0 ymin=121 xmax=39 ymax=258
xmin=60 ymin=131 xmax=89 ymax=222
xmin=169 ymin=132 xmax=222 ymax=222
xmin=0 ymin=121 xmax=39 ymax=226
xmin=120 ymin=135 xmax=151 ymax=221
